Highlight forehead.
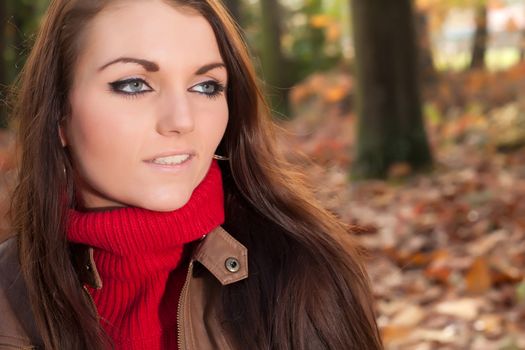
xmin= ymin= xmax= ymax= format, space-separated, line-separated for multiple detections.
xmin=77 ymin=0 xmax=222 ymax=72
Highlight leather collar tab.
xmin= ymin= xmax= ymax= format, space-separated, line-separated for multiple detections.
xmin=193 ymin=226 xmax=248 ymax=285
xmin=69 ymin=243 xmax=102 ymax=290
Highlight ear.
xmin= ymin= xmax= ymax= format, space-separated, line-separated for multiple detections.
xmin=58 ymin=123 xmax=67 ymax=147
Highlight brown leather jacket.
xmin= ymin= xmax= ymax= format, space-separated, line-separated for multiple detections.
xmin=0 ymin=226 xmax=248 ymax=350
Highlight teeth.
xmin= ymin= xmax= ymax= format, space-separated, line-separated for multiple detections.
xmin=152 ymin=154 xmax=190 ymax=165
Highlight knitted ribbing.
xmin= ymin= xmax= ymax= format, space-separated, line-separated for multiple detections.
xmin=67 ymin=160 xmax=224 ymax=349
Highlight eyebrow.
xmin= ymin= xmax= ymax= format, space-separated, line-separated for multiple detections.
xmin=98 ymin=57 xmax=226 ymax=75
xmin=98 ymin=57 xmax=159 ymax=72
xmin=195 ymin=62 xmax=226 ymax=75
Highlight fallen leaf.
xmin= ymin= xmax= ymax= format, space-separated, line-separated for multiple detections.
xmin=465 ymin=257 xmax=492 ymax=294
xmin=381 ymin=325 xmax=413 ymax=345
xmin=390 ymin=304 xmax=426 ymax=327
xmin=435 ymin=298 xmax=482 ymax=321
xmin=473 ymin=314 xmax=504 ymax=338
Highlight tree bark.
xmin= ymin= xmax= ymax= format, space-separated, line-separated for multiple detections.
xmin=260 ymin=0 xmax=290 ymax=118
xmin=470 ymin=4 xmax=488 ymax=70
xmin=350 ymin=0 xmax=432 ymax=179
xmin=0 ymin=0 xmax=8 ymax=128
xmin=416 ymin=10 xmax=436 ymax=83
xmin=224 ymin=0 xmax=242 ymax=27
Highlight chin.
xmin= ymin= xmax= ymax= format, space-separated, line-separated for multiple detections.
xmin=138 ymin=193 xmax=192 ymax=212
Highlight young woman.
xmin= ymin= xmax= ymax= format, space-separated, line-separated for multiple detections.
xmin=0 ymin=0 xmax=383 ymax=349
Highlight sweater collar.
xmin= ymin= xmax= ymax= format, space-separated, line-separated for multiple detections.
xmin=69 ymin=225 xmax=249 ymax=289
xmin=67 ymin=159 xmax=224 ymax=254
xmin=66 ymin=159 xmax=225 ymax=279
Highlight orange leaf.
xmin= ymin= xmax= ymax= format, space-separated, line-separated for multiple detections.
xmin=381 ymin=325 xmax=412 ymax=345
xmin=309 ymin=15 xmax=330 ymax=28
xmin=323 ymin=86 xmax=347 ymax=103
xmin=466 ymin=257 xmax=492 ymax=295
xmin=424 ymin=265 xmax=451 ymax=284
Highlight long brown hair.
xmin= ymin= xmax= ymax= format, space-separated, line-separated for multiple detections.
xmin=8 ymin=0 xmax=383 ymax=349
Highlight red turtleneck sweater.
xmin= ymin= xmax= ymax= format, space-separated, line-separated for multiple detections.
xmin=67 ymin=160 xmax=225 ymax=349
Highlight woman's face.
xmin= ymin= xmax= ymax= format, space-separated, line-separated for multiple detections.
xmin=61 ymin=0 xmax=228 ymax=211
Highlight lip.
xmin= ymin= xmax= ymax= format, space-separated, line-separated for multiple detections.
xmin=144 ymin=153 xmax=194 ymax=171
xmin=144 ymin=150 xmax=196 ymax=162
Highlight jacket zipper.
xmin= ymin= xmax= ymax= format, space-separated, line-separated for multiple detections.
xmin=177 ymin=261 xmax=193 ymax=350
xmin=80 ymin=261 xmax=193 ymax=349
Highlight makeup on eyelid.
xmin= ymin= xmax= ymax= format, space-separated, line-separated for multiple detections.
xmin=107 ymin=77 xmax=226 ymax=99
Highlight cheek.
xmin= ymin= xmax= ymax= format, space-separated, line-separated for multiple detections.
xmin=199 ymin=99 xmax=228 ymax=150
xmin=66 ymin=91 xmax=143 ymax=171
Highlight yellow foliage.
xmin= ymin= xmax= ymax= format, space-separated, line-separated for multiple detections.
xmin=326 ymin=23 xmax=341 ymax=42
xmin=323 ymin=86 xmax=346 ymax=103
xmin=309 ymin=14 xmax=330 ymax=29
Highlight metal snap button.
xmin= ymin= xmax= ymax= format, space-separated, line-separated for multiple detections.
xmin=225 ymin=257 xmax=240 ymax=273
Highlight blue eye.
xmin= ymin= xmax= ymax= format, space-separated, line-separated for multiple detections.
xmin=189 ymin=80 xmax=225 ymax=99
xmin=109 ymin=78 xmax=153 ymax=97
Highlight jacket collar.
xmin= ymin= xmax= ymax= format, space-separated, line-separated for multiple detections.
xmin=70 ymin=225 xmax=248 ymax=289
xmin=192 ymin=226 xmax=248 ymax=285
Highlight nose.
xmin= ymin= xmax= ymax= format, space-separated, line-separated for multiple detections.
xmin=156 ymin=90 xmax=194 ymax=135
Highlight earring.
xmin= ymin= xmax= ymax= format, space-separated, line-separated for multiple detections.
xmin=213 ymin=154 xmax=230 ymax=161
xmin=58 ymin=124 xmax=67 ymax=148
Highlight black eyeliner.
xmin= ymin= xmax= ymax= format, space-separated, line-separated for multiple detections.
xmin=108 ymin=77 xmax=153 ymax=98
xmin=197 ymin=80 xmax=226 ymax=100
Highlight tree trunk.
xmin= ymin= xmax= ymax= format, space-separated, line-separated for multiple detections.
xmin=416 ymin=10 xmax=436 ymax=84
xmin=470 ymin=4 xmax=488 ymax=70
xmin=350 ymin=0 xmax=432 ymax=179
xmin=0 ymin=0 xmax=8 ymax=128
xmin=260 ymin=0 xmax=290 ymax=118
xmin=224 ymin=0 xmax=242 ymax=27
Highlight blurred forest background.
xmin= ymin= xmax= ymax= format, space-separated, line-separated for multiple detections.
xmin=2 ymin=0 xmax=525 ymax=348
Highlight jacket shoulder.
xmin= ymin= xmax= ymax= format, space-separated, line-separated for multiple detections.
xmin=0 ymin=235 xmax=43 ymax=348
xmin=0 ymin=235 xmax=21 ymax=292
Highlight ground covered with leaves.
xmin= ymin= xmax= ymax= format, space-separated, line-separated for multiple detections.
xmin=1 ymin=66 xmax=525 ymax=349
xmin=281 ymin=66 xmax=525 ymax=349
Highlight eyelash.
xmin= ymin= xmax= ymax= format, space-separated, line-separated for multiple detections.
xmin=108 ymin=78 xmax=226 ymax=100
